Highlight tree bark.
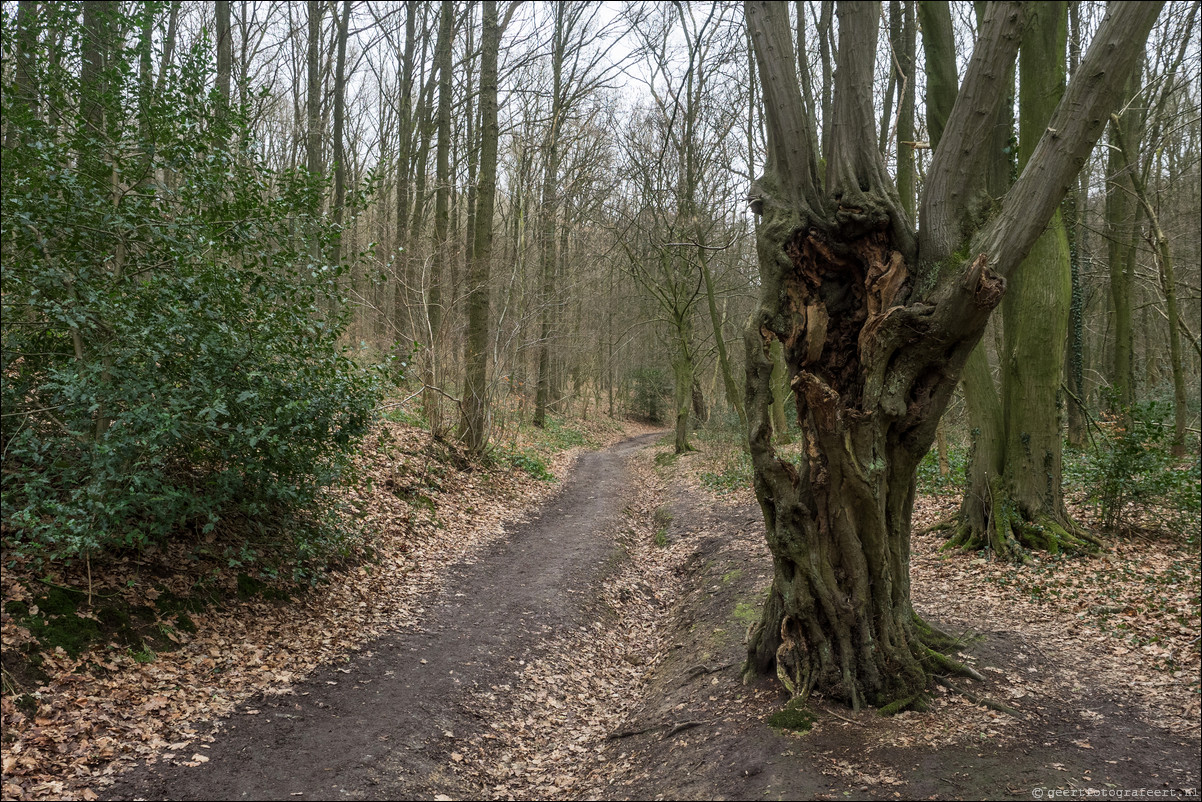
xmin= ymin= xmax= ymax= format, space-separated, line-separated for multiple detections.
xmin=216 ymin=0 xmax=232 ymax=114
xmin=743 ymin=0 xmax=1162 ymax=709
xmin=701 ymin=253 xmax=747 ymax=435
xmin=306 ymin=0 xmax=323 ymax=181
xmin=896 ymin=0 xmax=917 ymax=219
xmin=422 ymin=0 xmax=454 ymax=433
xmin=1105 ymin=67 xmax=1145 ymax=410
xmin=462 ymin=0 xmax=500 ymax=454
xmin=394 ymin=1 xmax=418 ymax=342
xmin=533 ymin=6 xmax=567 ymax=429
xmin=947 ymin=1 xmax=1096 ymax=559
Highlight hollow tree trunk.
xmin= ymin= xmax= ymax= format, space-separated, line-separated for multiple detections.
xmin=744 ymin=0 xmax=1161 ymax=710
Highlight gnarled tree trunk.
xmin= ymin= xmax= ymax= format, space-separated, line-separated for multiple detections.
xmin=743 ymin=0 xmax=1161 ymax=710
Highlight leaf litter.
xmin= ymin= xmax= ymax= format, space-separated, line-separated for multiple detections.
xmin=0 ymin=417 xmax=636 ymax=801
xmin=2 ymin=423 xmax=1197 ymax=800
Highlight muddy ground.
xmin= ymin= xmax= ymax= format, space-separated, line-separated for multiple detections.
xmin=101 ymin=433 xmax=1200 ymax=801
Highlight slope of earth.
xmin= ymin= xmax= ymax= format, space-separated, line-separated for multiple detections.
xmin=595 ymin=443 xmax=1201 ymax=801
xmin=0 ymin=415 xmax=646 ymax=801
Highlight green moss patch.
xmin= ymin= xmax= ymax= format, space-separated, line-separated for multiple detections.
xmin=767 ymin=698 xmax=815 ymax=733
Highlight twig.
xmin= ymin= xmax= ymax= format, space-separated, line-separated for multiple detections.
xmin=664 ymin=720 xmax=705 ymax=738
xmin=684 ymin=660 xmax=735 ymax=678
xmin=606 ymin=719 xmax=709 ymax=741
xmin=814 ymin=704 xmax=865 ymax=727
xmin=35 ymin=577 xmax=119 ymax=600
xmin=379 ymin=388 xmax=424 ymax=410
xmin=934 ymin=676 xmax=1021 ymax=717
xmin=605 ymin=723 xmax=661 ymax=740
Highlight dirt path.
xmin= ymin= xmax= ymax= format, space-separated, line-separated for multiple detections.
xmin=597 ymin=454 xmax=1201 ymax=801
xmin=100 ymin=433 xmax=1200 ymax=801
xmin=103 ymin=432 xmax=662 ymax=801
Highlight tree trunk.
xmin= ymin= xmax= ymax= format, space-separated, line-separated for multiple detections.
xmin=533 ymin=7 xmax=566 ymax=429
xmin=215 ymin=1 xmax=232 ymax=114
xmin=896 ymin=0 xmax=916 ymax=219
xmin=947 ymin=1 xmax=1096 ymax=559
xmin=1063 ymin=0 xmax=1087 ymax=448
xmin=702 ymin=253 xmax=747 ymax=435
xmin=306 ymin=0 xmax=323 ymax=181
xmin=462 ymin=0 xmax=499 ymax=454
xmin=394 ymin=1 xmax=418 ymax=343
xmin=1106 ymin=66 xmax=1145 ymax=410
xmin=1110 ymin=115 xmax=1188 ymax=457
xmin=332 ymin=0 xmax=350 ymax=261
xmin=422 ymin=0 xmax=454 ymax=433
xmin=744 ymin=0 xmax=1161 ymax=710
xmin=672 ymin=314 xmax=696 ymax=453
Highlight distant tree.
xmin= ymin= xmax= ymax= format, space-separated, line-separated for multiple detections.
xmin=462 ymin=0 xmax=501 ymax=454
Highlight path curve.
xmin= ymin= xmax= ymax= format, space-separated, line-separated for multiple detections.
xmin=104 ymin=432 xmax=662 ymax=801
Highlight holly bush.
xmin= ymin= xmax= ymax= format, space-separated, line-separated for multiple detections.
xmin=1 ymin=4 xmax=381 ymax=567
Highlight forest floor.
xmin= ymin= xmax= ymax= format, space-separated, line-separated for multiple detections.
xmin=2 ymin=424 xmax=1199 ymax=801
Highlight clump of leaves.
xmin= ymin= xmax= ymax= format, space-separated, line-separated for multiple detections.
xmin=917 ymin=443 xmax=968 ymax=495
xmin=1077 ymin=399 xmax=1200 ymax=540
xmin=539 ymin=416 xmax=594 ymax=450
xmin=0 ymin=4 xmax=381 ymax=570
xmin=701 ymin=448 xmax=753 ymax=496
xmin=495 ymin=447 xmax=554 ymax=481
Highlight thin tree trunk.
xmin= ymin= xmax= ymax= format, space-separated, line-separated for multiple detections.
xmin=394 ymin=1 xmax=418 ymax=342
xmin=332 ymin=0 xmax=350 ymax=261
xmin=1110 ymin=117 xmax=1188 ymax=456
xmin=422 ymin=0 xmax=454 ymax=433
xmin=1106 ymin=66 xmax=1145 ymax=410
xmin=216 ymin=1 xmax=232 ymax=115
xmin=896 ymin=1 xmax=916 ymax=219
xmin=306 ymin=0 xmax=323 ymax=180
xmin=462 ymin=0 xmax=500 ymax=454
xmin=701 ymin=253 xmax=747 ymax=435
xmin=534 ymin=7 xmax=566 ymax=429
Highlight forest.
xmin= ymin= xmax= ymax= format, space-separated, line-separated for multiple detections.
xmin=1 ymin=1 xmax=1199 ymax=800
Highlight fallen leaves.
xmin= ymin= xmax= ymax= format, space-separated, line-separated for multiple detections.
xmin=0 ymin=418 xmax=642 ymax=801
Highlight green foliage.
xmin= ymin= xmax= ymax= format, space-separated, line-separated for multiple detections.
xmin=1078 ymin=399 xmax=1200 ymax=539
xmin=496 ymin=447 xmax=554 ymax=481
xmin=700 ymin=447 xmax=753 ymax=496
xmin=916 ymin=443 xmax=968 ymax=495
xmin=0 ymin=5 xmax=381 ymax=567
xmin=629 ymin=367 xmax=671 ymax=423
xmin=538 ymin=416 xmax=594 ymax=450
xmin=767 ymin=697 xmax=815 ymax=732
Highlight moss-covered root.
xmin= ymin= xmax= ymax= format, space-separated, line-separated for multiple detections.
xmin=878 ymin=693 xmax=930 ymax=716
xmin=942 ymin=479 xmax=1102 ymax=563
xmin=912 ymin=614 xmax=964 ymax=653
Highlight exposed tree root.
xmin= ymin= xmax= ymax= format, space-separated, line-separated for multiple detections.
xmin=877 ymin=693 xmax=929 ymax=716
xmin=934 ymin=676 xmax=1021 ymax=717
xmin=915 ymin=514 xmax=957 ymax=537
xmin=942 ymin=476 xmax=1102 ymax=563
